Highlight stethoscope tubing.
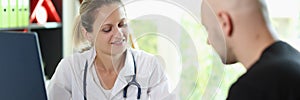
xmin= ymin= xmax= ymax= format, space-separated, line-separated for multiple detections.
xmin=83 ymin=49 xmax=141 ymax=100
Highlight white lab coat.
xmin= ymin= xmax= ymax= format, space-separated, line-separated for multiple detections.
xmin=47 ymin=48 xmax=172 ymax=100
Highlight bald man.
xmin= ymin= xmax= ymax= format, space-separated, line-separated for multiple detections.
xmin=201 ymin=0 xmax=300 ymax=99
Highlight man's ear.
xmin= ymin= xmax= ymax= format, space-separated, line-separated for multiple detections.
xmin=218 ymin=11 xmax=234 ymax=37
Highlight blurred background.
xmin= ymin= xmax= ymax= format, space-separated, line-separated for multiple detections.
xmin=123 ymin=0 xmax=300 ymax=99
xmin=1 ymin=0 xmax=299 ymax=99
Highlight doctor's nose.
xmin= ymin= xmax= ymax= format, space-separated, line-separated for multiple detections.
xmin=113 ymin=27 xmax=124 ymax=38
xmin=117 ymin=27 xmax=125 ymax=36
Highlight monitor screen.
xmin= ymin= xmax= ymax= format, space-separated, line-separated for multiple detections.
xmin=0 ymin=31 xmax=47 ymax=100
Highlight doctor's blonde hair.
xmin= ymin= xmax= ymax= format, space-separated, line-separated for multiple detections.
xmin=73 ymin=0 xmax=124 ymax=52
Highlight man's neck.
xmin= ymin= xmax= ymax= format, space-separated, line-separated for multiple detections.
xmin=236 ymin=30 xmax=276 ymax=69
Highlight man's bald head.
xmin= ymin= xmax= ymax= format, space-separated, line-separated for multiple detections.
xmin=202 ymin=0 xmax=268 ymax=14
xmin=201 ymin=0 xmax=276 ymax=65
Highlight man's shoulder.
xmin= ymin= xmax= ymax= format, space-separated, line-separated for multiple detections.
xmin=248 ymin=53 xmax=300 ymax=82
xmin=227 ymin=41 xmax=300 ymax=100
xmin=259 ymin=53 xmax=300 ymax=74
xmin=255 ymin=41 xmax=300 ymax=75
xmin=228 ymin=57 xmax=300 ymax=100
xmin=229 ymin=51 xmax=300 ymax=97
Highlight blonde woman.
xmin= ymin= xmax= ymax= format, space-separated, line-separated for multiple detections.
xmin=47 ymin=0 xmax=171 ymax=99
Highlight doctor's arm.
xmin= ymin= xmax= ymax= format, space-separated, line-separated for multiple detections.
xmin=47 ymin=59 xmax=72 ymax=100
xmin=148 ymin=57 xmax=175 ymax=100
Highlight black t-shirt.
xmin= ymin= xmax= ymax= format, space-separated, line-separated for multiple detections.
xmin=227 ymin=41 xmax=300 ymax=100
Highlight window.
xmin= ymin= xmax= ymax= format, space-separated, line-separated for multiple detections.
xmin=125 ymin=0 xmax=300 ymax=99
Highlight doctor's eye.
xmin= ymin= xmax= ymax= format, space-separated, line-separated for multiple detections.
xmin=102 ymin=26 xmax=112 ymax=33
xmin=118 ymin=21 xmax=127 ymax=28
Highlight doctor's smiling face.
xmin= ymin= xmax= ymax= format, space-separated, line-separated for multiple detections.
xmin=82 ymin=2 xmax=129 ymax=56
xmin=94 ymin=3 xmax=128 ymax=56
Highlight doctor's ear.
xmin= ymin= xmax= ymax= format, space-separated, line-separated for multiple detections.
xmin=218 ymin=11 xmax=234 ymax=37
xmin=81 ymin=27 xmax=94 ymax=42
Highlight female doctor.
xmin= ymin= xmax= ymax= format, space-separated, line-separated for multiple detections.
xmin=47 ymin=0 xmax=172 ymax=99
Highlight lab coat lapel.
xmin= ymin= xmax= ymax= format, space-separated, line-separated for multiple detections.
xmin=110 ymin=49 xmax=135 ymax=99
xmin=80 ymin=47 xmax=96 ymax=71
xmin=110 ymin=75 xmax=129 ymax=99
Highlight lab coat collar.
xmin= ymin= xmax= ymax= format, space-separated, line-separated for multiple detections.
xmin=110 ymin=75 xmax=130 ymax=99
xmin=119 ymin=48 xmax=135 ymax=76
xmin=83 ymin=47 xmax=136 ymax=98
xmin=81 ymin=47 xmax=97 ymax=71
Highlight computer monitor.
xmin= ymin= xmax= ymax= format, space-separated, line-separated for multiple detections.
xmin=0 ymin=31 xmax=47 ymax=100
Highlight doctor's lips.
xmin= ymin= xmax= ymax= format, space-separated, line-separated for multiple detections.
xmin=111 ymin=38 xmax=126 ymax=46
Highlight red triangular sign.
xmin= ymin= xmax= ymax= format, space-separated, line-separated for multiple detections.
xmin=30 ymin=0 xmax=61 ymax=23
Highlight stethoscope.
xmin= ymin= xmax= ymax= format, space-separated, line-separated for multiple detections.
xmin=83 ymin=50 xmax=141 ymax=100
